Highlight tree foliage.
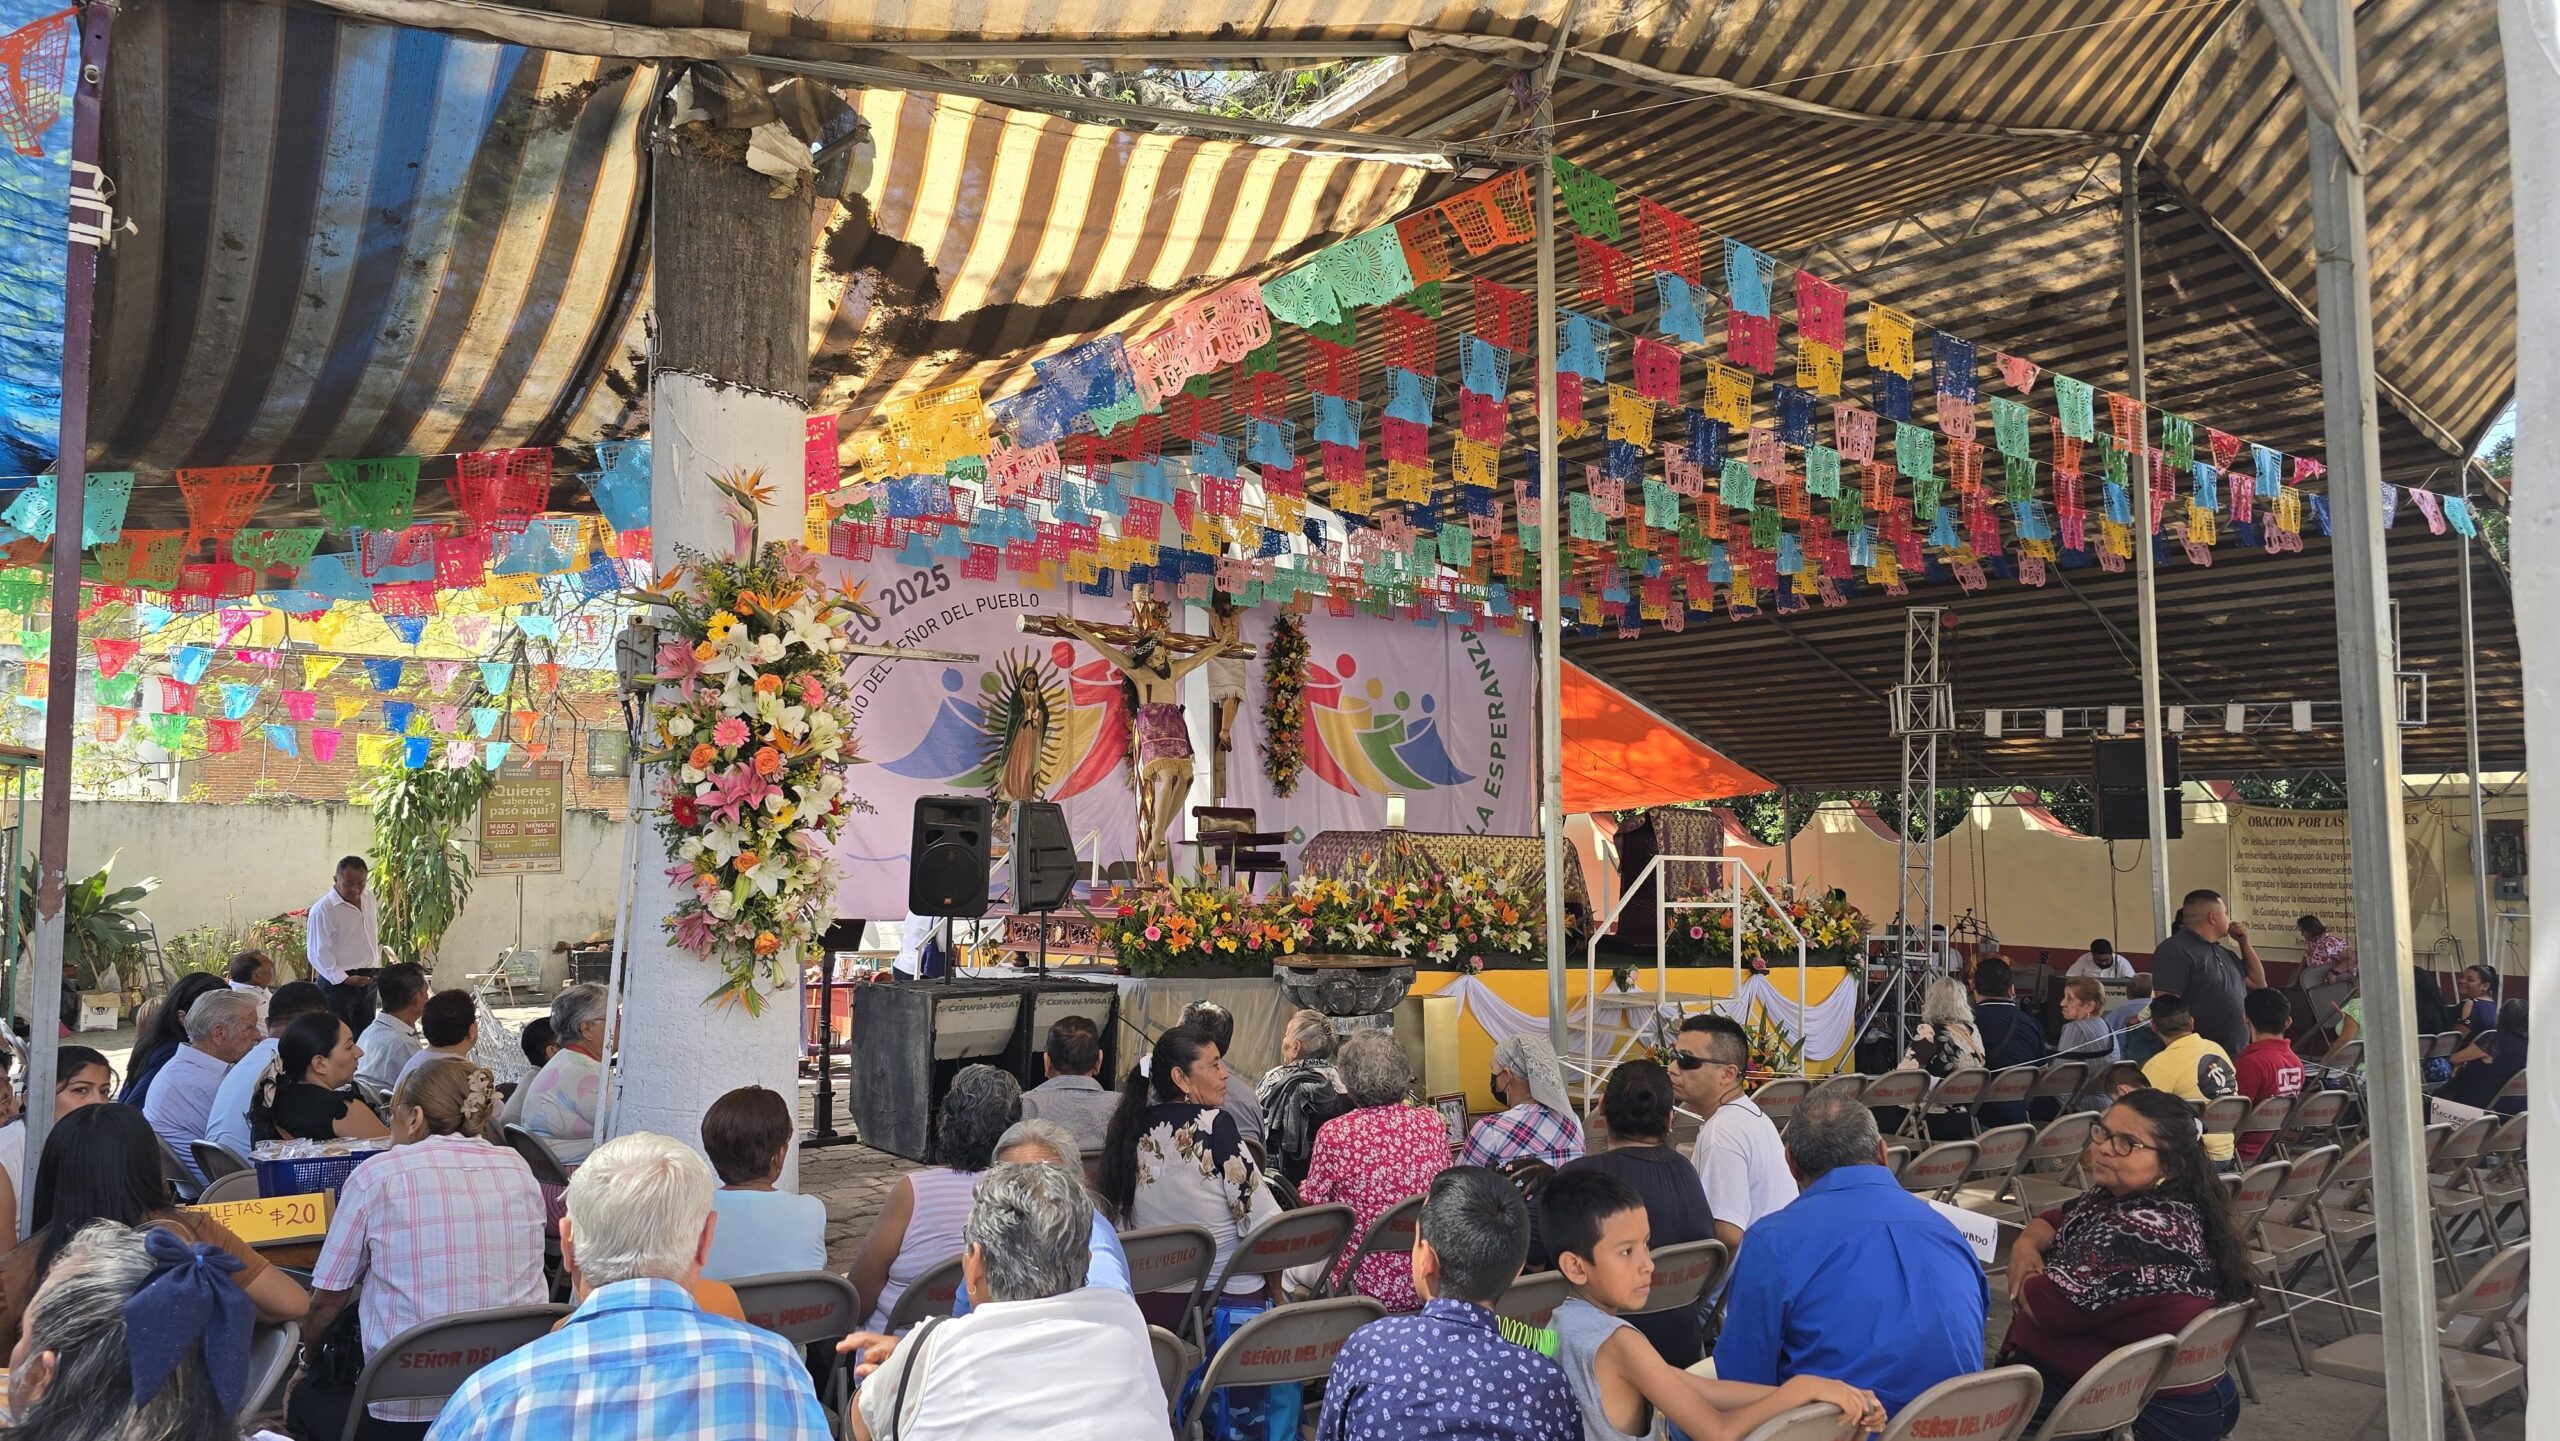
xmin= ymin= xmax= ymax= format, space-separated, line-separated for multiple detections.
xmin=362 ymin=764 xmax=498 ymax=967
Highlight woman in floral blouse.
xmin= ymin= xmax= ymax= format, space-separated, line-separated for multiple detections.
xmin=1101 ymin=1024 xmax=1286 ymax=1441
xmin=1298 ymin=1030 xmax=1451 ymax=1312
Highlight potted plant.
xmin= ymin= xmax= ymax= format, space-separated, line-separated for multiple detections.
xmin=14 ymin=852 xmax=158 ymax=991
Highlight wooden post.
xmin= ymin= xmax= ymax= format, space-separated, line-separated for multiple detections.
xmin=606 ymin=108 xmax=818 ymax=1168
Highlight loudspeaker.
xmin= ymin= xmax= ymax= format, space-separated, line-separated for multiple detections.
xmin=2095 ymin=789 xmax=2184 ymax=841
xmin=2092 ymin=737 xmax=2180 ymax=792
xmin=851 ymin=978 xmax=1028 ymax=1161
xmin=1011 ymin=802 xmax=1077 ymax=914
xmin=909 ymin=796 xmax=993 ymax=917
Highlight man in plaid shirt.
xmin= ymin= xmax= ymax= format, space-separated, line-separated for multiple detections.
xmin=428 ymin=1133 xmax=829 ymax=1441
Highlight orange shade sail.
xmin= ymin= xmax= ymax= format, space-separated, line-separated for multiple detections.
xmin=1562 ymin=662 xmax=1770 ymax=813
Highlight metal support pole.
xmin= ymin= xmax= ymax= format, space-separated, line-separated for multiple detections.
xmin=2496 ymin=4 xmax=2559 ymax=1422
xmin=2298 ymin=3 xmax=2440 ymax=1433
xmin=24 ymin=4 xmax=112 ymax=1239
xmin=1536 ymin=149 xmax=1566 ymax=1054
xmin=2457 ymin=488 xmax=2494 ymax=970
xmin=1781 ymin=787 xmax=1796 ymax=886
xmin=2122 ymin=152 xmax=2173 ymax=941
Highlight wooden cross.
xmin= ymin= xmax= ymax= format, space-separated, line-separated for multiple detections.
xmin=1017 ymin=612 xmax=1258 ymax=659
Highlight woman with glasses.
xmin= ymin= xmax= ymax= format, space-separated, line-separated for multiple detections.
xmin=1997 ymin=1088 xmax=2255 ymax=1441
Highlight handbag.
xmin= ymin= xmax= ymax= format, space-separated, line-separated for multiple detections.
xmin=305 ymin=1304 xmax=366 ymax=1391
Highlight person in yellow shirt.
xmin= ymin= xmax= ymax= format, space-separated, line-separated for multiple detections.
xmin=2129 ymin=996 xmax=2240 ymax=1166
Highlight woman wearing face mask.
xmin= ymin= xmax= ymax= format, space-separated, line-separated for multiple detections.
xmin=2000 ymin=1088 xmax=2257 ymax=1441
xmin=0 ymin=1046 xmax=113 ymax=1248
xmin=251 ymin=1012 xmax=391 ymax=1143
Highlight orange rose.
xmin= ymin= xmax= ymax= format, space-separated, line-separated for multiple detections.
xmin=753 ymin=932 xmax=780 ymax=956
xmin=753 ymin=745 xmax=783 ymax=776
xmin=735 ymin=851 xmax=761 ymax=872
xmin=754 ymin=673 xmax=783 ymax=695
xmin=692 ymin=640 xmax=717 ymax=663
xmin=688 ymin=744 xmax=717 ymax=771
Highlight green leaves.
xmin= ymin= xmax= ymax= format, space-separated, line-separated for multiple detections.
xmin=364 ymin=763 xmax=499 ymax=966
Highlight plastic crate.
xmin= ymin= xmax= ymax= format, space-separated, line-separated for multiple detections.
xmin=254 ymin=1144 xmax=386 ymax=1198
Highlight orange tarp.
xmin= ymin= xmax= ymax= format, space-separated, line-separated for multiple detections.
xmin=1562 ymin=662 xmax=1770 ymax=812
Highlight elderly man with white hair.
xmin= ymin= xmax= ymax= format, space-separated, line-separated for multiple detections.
xmin=949 ymin=1118 xmax=1134 ymax=1316
xmin=841 ymin=1161 xmax=1165 ymax=1441
xmin=1458 ymin=1033 xmax=1583 ymax=1171
xmin=140 ymin=988 xmax=264 ymax=1190
xmin=427 ymin=1133 xmax=829 ymax=1441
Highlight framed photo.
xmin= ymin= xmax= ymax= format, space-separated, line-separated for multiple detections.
xmin=1430 ymin=1092 xmax=1470 ymax=1152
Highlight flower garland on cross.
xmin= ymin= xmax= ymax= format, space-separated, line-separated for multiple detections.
xmin=635 ymin=470 xmax=877 ymax=1012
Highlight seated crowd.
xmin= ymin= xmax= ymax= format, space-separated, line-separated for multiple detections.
xmin=0 ymin=897 xmax=2509 ymax=1441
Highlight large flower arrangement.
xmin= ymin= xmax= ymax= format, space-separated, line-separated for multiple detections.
xmin=643 ymin=474 xmax=873 ymax=1012
xmin=1260 ymin=613 xmax=1308 ymax=796
xmin=1101 ymin=859 xmax=1543 ymax=979
xmin=1664 ymin=881 xmax=1869 ymax=971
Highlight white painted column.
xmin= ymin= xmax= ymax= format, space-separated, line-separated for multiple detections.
xmin=2499 ymin=0 xmax=2558 ymax=1423
xmin=609 ymin=376 xmax=811 ymax=1172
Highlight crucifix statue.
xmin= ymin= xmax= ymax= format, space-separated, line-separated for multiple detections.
xmin=1021 ymin=592 xmax=1254 ymax=876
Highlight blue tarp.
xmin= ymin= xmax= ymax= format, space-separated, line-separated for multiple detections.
xmin=0 ymin=0 xmax=72 ymax=476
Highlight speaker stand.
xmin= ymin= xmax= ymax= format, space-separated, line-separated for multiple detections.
xmin=803 ymin=958 xmax=859 ymax=1150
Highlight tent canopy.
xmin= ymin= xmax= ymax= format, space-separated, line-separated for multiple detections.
xmin=1562 ymin=660 xmax=1769 ymax=812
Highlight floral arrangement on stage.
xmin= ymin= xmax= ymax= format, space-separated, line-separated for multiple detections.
xmin=642 ymin=471 xmax=873 ymax=1012
xmin=1663 ymin=881 xmax=1869 ymax=972
xmin=1259 ymin=613 xmax=1308 ymax=796
xmin=1102 ymin=858 xmax=1543 ymax=979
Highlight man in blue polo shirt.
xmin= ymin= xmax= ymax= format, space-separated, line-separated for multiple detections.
xmin=1714 ymin=1087 xmax=1988 ymax=1414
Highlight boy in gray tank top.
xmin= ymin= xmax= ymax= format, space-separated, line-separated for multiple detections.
xmin=1539 ymin=1171 xmax=1886 ymax=1441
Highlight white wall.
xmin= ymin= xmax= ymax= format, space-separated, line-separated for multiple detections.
xmin=65 ymin=799 xmax=624 ymax=993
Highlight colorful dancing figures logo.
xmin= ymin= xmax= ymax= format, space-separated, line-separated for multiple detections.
xmin=1303 ymin=652 xmax=1473 ymax=797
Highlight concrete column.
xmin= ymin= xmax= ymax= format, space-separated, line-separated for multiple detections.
xmin=2498 ymin=0 xmax=2557 ymax=1423
xmin=609 ymin=118 xmax=817 ymax=1171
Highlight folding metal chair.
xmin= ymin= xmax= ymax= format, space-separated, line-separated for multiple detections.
xmin=2232 ymin=1093 xmax=2298 ymax=1164
xmin=1895 ymin=1140 xmax=1980 ymax=1202
xmin=1494 ymin=1269 xmax=1571 ymax=1328
xmin=2428 ymin=1116 xmax=2502 ymax=1286
xmin=2307 ymin=1243 xmax=2529 ymax=1441
xmin=238 ymin=1322 xmax=298 ymax=1424
xmin=2145 ymin=1302 xmax=2254 ymax=1410
xmin=2468 ymin=1112 xmax=2530 ymax=1237
xmin=1750 ymin=1076 xmax=1812 ymax=1130
xmin=730 ymin=1271 xmax=863 ymax=1419
xmin=1178 ymin=1296 xmax=1384 ymax=1441
xmin=1919 ymin=1066 xmax=1994 ymax=1137
xmin=1810 ymin=1072 xmax=1871 ymax=1108
xmin=1119 ymin=1224 xmax=1218 ymax=1331
xmin=1980 ymin=1065 xmax=2040 ymax=1118
xmin=1148 ymin=1325 xmax=1199 ymax=1420
xmin=1632 ymin=1239 xmax=1727 ymax=1318
xmin=197 ymin=1169 xmax=260 ymax=1205
xmin=2275 ymin=1087 xmax=2352 ymax=1156
xmin=1192 ymin=1203 xmax=1356 ymax=1347
xmin=1958 ymin=1114 xmax=2093 ymax=1225
xmin=882 ymin=1253 xmax=967 ymax=1332
xmin=1330 ymin=1193 xmax=1423 ymax=1306
xmin=1859 ymin=1069 xmax=1930 ymax=1137
xmin=2027 ymin=1061 xmax=2092 ymax=1115
xmin=499 ymin=1124 xmax=574 ymax=1188
xmin=191 ymin=1139 xmax=252 ymax=1181
xmin=1742 ymin=1402 xmax=1854 ymax=1441
xmin=2024 ymin=1333 xmax=2174 ymax=1441
xmin=1876 ymin=1365 xmax=2044 ymax=1441
xmin=2198 ymin=1096 xmax=2250 ymax=1147
xmin=2247 ymin=1146 xmax=2346 ymax=1370
xmin=337 ymin=1305 xmax=568 ymax=1441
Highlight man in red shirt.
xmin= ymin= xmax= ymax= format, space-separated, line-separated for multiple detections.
xmin=2233 ymin=989 xmax=2305 ymax=1163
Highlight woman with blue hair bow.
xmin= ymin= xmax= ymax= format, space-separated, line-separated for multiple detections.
xmin=6 ymin=1219 xmax=251 ymax=1439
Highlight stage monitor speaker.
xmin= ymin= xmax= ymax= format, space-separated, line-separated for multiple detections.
xmin=2092 ymin=736 xmax=2181 ymax=793
xmin=1012 ymin=802 xmax=1077 ymax=914
xmin=1005 ymin=978 xmax=1122 ymax=1094
xmin=2095 ymin=788 xmax=2184 ymax=841
xmin=910 ymin=796 xmax=993 ymax=917
xmin=850 ymin=978 xmax=1028 ymax=1161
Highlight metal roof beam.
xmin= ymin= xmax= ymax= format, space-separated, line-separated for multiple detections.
xmin=2249 ymin=0 xmax=2368 ymax=171
xmin=1552 ymin=53 xmax=2137 ymax=147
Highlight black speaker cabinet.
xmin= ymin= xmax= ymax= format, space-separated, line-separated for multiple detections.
xmin=910 ymin=796 xmax=993 ymax=917
xmin=2092 ymin=736 xmax=2181 ymax=791
xmin=2096 ymin=788 xmax=2184 ymax=841
xmin=1005 ymin=978 xmax=1122 ymax=1094
xmin=1012 ymin=801 xmax=1077 ymax=914
xmin=851 ymin=978 xmax=1027 ymax=1161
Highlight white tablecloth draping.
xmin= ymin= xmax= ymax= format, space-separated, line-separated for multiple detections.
xmin=1428 ymin=970 xmax=1860 ymax=1066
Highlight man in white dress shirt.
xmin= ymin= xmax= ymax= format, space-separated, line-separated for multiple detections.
xmin=308 ymin=855 xmax=386 ymax=1032
xmin=142 ymin=989 xmax=263 ymax=1189
xmin=2066 ymin=938 xmax=2136 ymax=981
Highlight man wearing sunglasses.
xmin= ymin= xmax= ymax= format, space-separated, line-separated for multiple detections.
xmin=1671 ymin=1014 xmax=1796 ymax=1256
